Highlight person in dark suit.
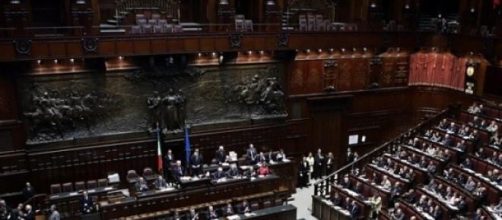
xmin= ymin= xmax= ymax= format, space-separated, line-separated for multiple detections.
xmin=80 ymin=191 xmax=94 ymax=214
xmin=164 ymin=149 xmax=175 ymax=177
xmin=298 ymin=157 xmax=310 ymax=188
xmin=256 ymin=152 xmax=267 ymax=164
xmin=246 ymin=144 xmax=257 ymax=165
xmin=331 ymin=192 xmax=343 ymax=206
xmin=226 ymin=163 xmax=240 ymax=178
xmin=21 ymin=204 xmax=34 ymax=220
xmin=313 ymin=148 xmax=325 ymax=179
xmin=48 ymin=204 xmax=60 ymax=220
xmin=172 ymin=160 xmax=185 ymax=182
xmin=214 ymin=145 xmax=227 ymax=164
xmin=244 ymin=166 xmax=257 ymax=179
xmin=135 ymin=177 xmax=149 ymax=192
xmin=352 ymin=182 xmax=362 ymax=194
xmin=340 ymin=175 xmax=352 ymax=189
xmin=154 ymin=175 xmax=168 ymax=189
xmin=22 ymin=182 xmax=35 ymax=201
xmin=190 ymin=149 xmax=204 ymax=176
xmin=349 ymin=201 xmax=360 ymax=220
xmin=473 ymin=208 xmax=483 ymax=220
xmin=275 ymin=149 xmax=286 ymax=162
xmin=212 ymin=167 xmax=226 ymax=181
xmin=222 ymin=203 xmax=234 ymax=216
xmin=325 ymin=152 xmax=335 ymax=175
xmin=432 ymin=205 xmax=442 ymax=220
xmin=391 ymin=208 xmax=404 ymax=220
xmin=461 ymin=158 xmax=473 ymax=170
xmin=187 ymin=208 xmax=199 ymax=220
xmin=237 ymin=200 xmax=250 ymax=214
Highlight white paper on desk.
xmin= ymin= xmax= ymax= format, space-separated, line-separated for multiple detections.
xmin=283 ymin=159 xmax=291 ymax=162
xmin=180 ymin=176 xmax=191 ymax=181
xmin=104 ymin=187 xmax=113 ymax=190
xmin=244 ymin=212 xmax=256 ymax=217
xmin=87 ymin=189 xmax=96 ymax=193
xmin=69 ymin=192 xmax=79 ymax=196
xmin=227 ymin=215 xmax=241 ymax=220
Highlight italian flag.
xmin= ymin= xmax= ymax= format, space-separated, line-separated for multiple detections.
xmin=156 ymin=128 xmax=163 ymax=174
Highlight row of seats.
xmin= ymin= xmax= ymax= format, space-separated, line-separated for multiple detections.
xmin=131 ymin=13 xmax=182 ymax=34
xmin=50 ymin=178 xmax=108 ymax=194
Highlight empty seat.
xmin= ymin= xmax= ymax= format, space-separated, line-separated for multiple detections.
xmin=263 ymin=200 xmax=272 ymax=208
xmin=148 ymin=19 xmax=157 ymax=25
xmin=86 ymin=180 xmax=97 ymax=189
xmin=50 ymin=184 xmax=62 ymax=194
xmin=74 ymin=181 xmax=86 ymax=191
xmin=153 ymin=25 xmax=164 ymax=33
xmin=250 ymin=202 xmax=259 ymax=211
xmin=151 ymin=14 xmax=161 ymax=20
xmin=136 ymin=14 xmax=145 ymax=20
xmin=136 ymin=18 xmax=147 ymax=26
xmin=97 ymin=178 xmax=108 ymax=187
xmin=158 ymin=19 xmax=167 ymax=26
xmin=143 ymin=167 xmax=154 ymax=177
xmin=131 ymin=25 xmax=141 ymax=34
xmin=62 ymin=182 xmax=74 ymax=192
xmin=142 ymin=24 xmax=153 ymax=33
xmin=173 ymin=25 xmax=183 ymax=33
xmin=245 ymin=20 xmax=253 ymax=32
xmin=164 ymin=24 xmax=174 ymax=33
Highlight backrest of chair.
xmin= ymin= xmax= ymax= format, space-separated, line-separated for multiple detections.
xmin=131 ymin=25 xmax=141 ymax=34
xmin=143 ymin=167 xmax=153 ymax=177
xmin=62 ymin=182 xmax=74 ymax=192
xmin=127 ymin=170 xmax=138 ymax=180
xmin=50 ymin=184 xmax=62 ymax=194
xmin=86 ymin=180 xmax=97 ymax=189
xmin=74 ymin=181 xmax=86 ymax=191
xmin=97 ymin=178 xmax=108 ymax=187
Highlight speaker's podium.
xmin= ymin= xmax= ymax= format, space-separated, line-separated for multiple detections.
xmin=81 ymin=213 xmax=100 ymax=220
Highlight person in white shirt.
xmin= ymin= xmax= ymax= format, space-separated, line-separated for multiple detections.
xmin=488 ymin=120 xmax=499 ymax=133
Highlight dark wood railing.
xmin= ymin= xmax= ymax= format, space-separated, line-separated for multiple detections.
xmin=313 ymin=107 xmax=452 ymax=198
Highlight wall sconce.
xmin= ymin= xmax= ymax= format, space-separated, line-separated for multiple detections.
xmin=266 ymin=0 xmax=276 ymax=6
xmin=219 ymin=0 xmax=229 ymax=5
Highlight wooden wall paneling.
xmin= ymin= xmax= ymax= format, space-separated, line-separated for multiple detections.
xmin=183 ymin=38 xmax=200 ymax=51
xmin=65 ymin=42 xmax=83 ymax=57
xmin=166 ymin=38 xmax=184 ymax=53
xmin=0 ymin=42 xmax=16 ymax=60
xmin=303 ymin=60 xmax=323 ymax=94
xmin=133 ymin=40 xmax=152 ymax=54
xmin=48 ymin=42 xmax=67 ymax=57
xmin=307 ymin=95 xmax=351 ymax=167
xmin=199 ymin=38 xmax=215 ymax=51
xmin=31 ymin=42 xmax=50 ymax=59
xmin=151 ymin=39 xmax=168 ymax=54
xmin=288 ymin=61 xmax=305 ymax=95
xmin=116 ymin=39 xmax=134 ymax=55
xmin=98 ymin=40 xmax=116 ymax=56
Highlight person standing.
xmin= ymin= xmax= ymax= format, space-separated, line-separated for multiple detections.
xmin=314 ymin=148 xmax=325 ymax=179
xmin=306 ymin=152 xmax=315 ymax=180
xmin=48 ymin=204 xmax=60 ymax=220
xmin=298 ymin=156 xmax=310 ymax=188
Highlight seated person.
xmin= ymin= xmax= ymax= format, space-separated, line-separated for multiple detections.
xmin=256 ymin=152 xmax=267 ymax=164
xmin=331 ymin=192 xmax=343 ymax=206
xmin=154 ymin=175 xmax=168 ymax=190
xmin=349 ymin=200 xmax=360 ymax=219
xmin=222 ymin=203 xmax=235 ymax=216
xmin=391 ymin=208 xmax=404 ymax=220
xmin=246 ymin=144 xmax=258 ymax=164
xmin=257 ymin=163 xmax=271 ymax=176
xmin=135 ymin=177 xmax=149 ymax=192
xmin=190 ymin=149 xmax=204 ymax=176
xmin=461 ymin=158 xmax=473 ymax=170
xmin=187 ymin=208 xmax=199 ymax=220
xmin=432 ymin=205 xmax=442 ymax=219
xmin=171 ymin=160 xmax=185 ymax=182
xmin=226 ymin=163 xmax=240 ymax=178
xmin=214 ymin=145 xmax=227 ymax=164
xmin=426 ymin=161 xmax=437 ymax=174
xmin=80 ymin=191 xmax=94 ymax=214
xmin=275 ymin=149 xmax=286 ymax=162
xmin=352 ymin=182 xmax=362 ymax=194
xmin=245 ymin=166 xmax=257 ymax=178
xmin=402 ymin=189 xmax=416 ymax=203
xmin=212 ymin=167 xmax=227 ymax=181
xmin=207 ymin=205 xmax=218 ymax=219
xmin=237 ymin=200 xmax=250 ymax=214
xmin=340 ymin=175 xmax=352 ymax=189
xmin=368 ymin=194 xmax=382 ymax=219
